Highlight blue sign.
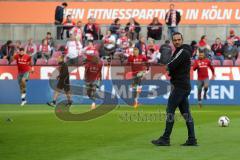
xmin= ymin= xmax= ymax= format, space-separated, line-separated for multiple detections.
xmin=0 ymin=80 xmax=239 ymax=105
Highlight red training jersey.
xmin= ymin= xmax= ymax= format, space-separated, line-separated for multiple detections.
xmin=193 ymin=58 xmax=215 ymax=80
xmin=84 ymin=61 xmax=103 ymax=82
xmin=84 ymin=46 xmax=98 ymax=56
xmin=14 ymin=54 xmax=31 ymax=74
xmin=128 ymin=54 xmax=147 ymax=75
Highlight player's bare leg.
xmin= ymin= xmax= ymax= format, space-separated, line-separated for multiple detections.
xmin=47 ymin=90 xmax=59 ymax=107
xmin=53 ymin=90 xmax=60 ymax=104
xmin=65 ymin=91 xmax=72 ymax=106
xmin=198 ymin=87 xmax=203 ymax=109
xmin=132 ymin=76 xmax=142 ymax=109
xmin=47 ymin=89 xmax=71 ymax=107
xmin=87 ymin=85 xmax=96 ymax=110
xmin=203 ymin=84 xmax=209 ymax=100
xmin=20 ymin=78 xmax=27 ymax=106
xmin=197 ymin=81 xmax=204 ymax=109
xmin=133 ymin=87 xmax=140 ymax=109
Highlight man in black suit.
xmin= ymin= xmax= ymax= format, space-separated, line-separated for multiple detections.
xmin=55 ymin=2 xmax=68 ymax=40
xmin=152 ymin=32 xmax=197 ymax=146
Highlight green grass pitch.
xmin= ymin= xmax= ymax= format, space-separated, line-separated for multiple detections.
xmin=0 ymin=104 xmax=240 ymax=160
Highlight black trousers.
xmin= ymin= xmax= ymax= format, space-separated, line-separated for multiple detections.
xmin=162 ymin=87 xmax=196 ymax=140
xmin=61 ymin=26 xmax=72 ymax=39
xmin=55 ymin=22 xmax=62 ymax=40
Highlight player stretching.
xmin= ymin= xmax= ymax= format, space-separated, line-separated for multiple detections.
xmin=84 ymin=55 xmax=103 ymax=110
xmin=47 ymin=55 xmax=72 ymax=107
xmin=127 ymin=48 xmax=148 ymax=109
xmin=193 ymin=50 xmax=215 ymax=108
xmin=13 ymin=48 xmax=34 ymax=106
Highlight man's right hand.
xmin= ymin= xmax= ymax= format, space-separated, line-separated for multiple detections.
xmin=30 ymin=67 xmax=34 ymax=74
xmin=55 ymin=20 xmax=60 ymax=24
xmin=211 ymin=74 xmax=216 ymax=80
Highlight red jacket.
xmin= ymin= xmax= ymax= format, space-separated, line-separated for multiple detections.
xmin=14 ymin=54 xmax=31 ymax=74
xmin=198 ymin=39 xmax=207 ymax=47
xmin=193 ymin=58 xmax=215 ymax=80
xmin=128 ymin=54 xmax=147 ymax=75
xmin=84 ymin=60 xmax=102 ymax=82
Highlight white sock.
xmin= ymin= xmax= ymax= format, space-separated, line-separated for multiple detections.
xmin=21 ymin=93 xmax=26 ymax=99
xmin=137 ymin=86 xmax=142 ymax=92
xmin=134 ymin=98 xmax=138 ymax=103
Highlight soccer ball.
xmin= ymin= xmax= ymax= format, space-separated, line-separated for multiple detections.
xmin=218 ymin=116 xmax=230 ymax=127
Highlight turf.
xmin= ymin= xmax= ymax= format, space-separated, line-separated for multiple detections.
xmin=0 ymin=104 xmax=240 ymax=160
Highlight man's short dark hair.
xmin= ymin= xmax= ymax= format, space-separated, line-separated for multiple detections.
xmin=6 ymin=40 xmax=12 ymax=46
xmin=172 ymin=32 xmax=183 ymax=40
xmin=19 ymin=48 xmax=24 ymax=51
xmin=47 ymin=32 xmax=51 ymax=35
xmin=149 ymin=48 xmax=155 ymax=53
xmin=165 ymin=40 xmax=170 ymax=44
xmin=198 ymin=48 xmax=204 ymax=54
xmin=88 ymin=40 xmax=94 ymax=43
xmin=190 ymin=40 xmax=197 ymax=46
xmin=201 ymin=35 xmax=206 ymax=40
xmin=114 ymin=18 xmax=120 ymax=24
xmin=62 ymin=2 xmax=68 ymax=7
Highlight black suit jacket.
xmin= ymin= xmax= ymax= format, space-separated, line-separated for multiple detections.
xmin=125 ymin=22 xmax=141 ymax=33
xmin=55 ymin=6 xmax=64 ymax=23
xmin=167 ymin=44 xmax=192 ymax=90
xmin=165 ymin=10 xmax=181 ymax=26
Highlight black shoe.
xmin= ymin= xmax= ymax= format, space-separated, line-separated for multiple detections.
xmin=181 ymin=138 xmax=198 ymax=146
xmin=66 ymin=100 xmax=72 ymax=107
xmin=198 ymin=101 xmax=202 ymax=109
xmin=47 ymin=101 xmax=56 ymax=107
xmin=203 ymin=93 xmax=207 ymax=100
xmin=151 ymin=137 xmax=170 ymax=146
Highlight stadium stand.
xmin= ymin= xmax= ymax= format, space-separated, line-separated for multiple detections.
xmin=0 ymin=1 xmax=240 ymax=66
xmin=36 ymin=58 xmax=47 ymax=65
xmin=212 ymin=60 xmax=221 ymax=66
xmin=47 ymin=58 xmax=58 ymax=65
xmin=2 ymin=0 xmax=240 ymax=1
xmin=0 ymin=59 xmax=9 ymax=65
xmin=0 ymin=25 xmax=240 ymax=66
xmin=10 ymin=60 xmax=17 ymax=65
xmin=52 ymin=51 xmax=62 ymax=58
xmin=235 ymin=59 xmax=240 ymax=66
xmin=223 ymin=60 xmax=234 ymax=66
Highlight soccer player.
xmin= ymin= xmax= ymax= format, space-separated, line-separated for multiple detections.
xmin=82 ymin=40 xmax=98 ymax=56
xmin=127 ymin=47 xmax=148 ymax=109
xmin=13 ymin=48 xmax=34 ymax=106
xmin=47 ymin=55 xmax=72 ymax=107
xmin=193 ymin=50 xmax=215 ymax=108
xmin=152 ymin=32 xmax=197 ymax=146
xmin=84 ymin=55 xmax=103 ymax=110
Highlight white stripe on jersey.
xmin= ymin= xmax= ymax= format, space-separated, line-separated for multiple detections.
xmin=167 ymin=49 xmax=183 ymax=66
